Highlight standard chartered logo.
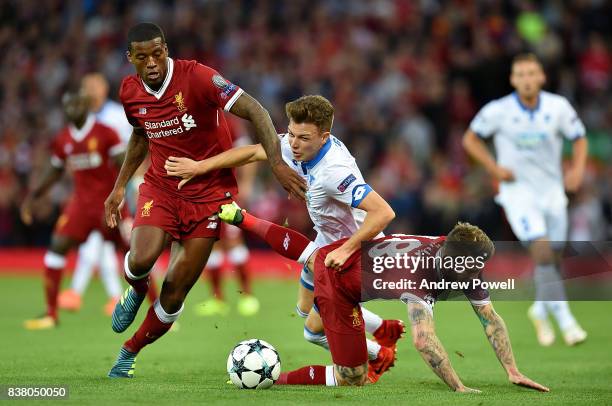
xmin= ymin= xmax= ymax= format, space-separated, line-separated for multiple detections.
xmin=181 ymin=113 xmax=197 ymax=131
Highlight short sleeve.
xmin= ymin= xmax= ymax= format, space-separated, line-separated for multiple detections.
xmin=118 ymin=79 xmax=141 ymax=129
xmin=462 ymin=275 xmax=491 ymax=306
xmin=193 ymin=63 xmax=244 ymax=112
xmin=279 ymin=134 xmax=295 ymax=167
xmin=559 ymin=99 xmax=586 ymax=141
xmin=105 ymin=127 xmax=125 ymax=157
xmin=321 ymin=164 xmax=372 ymax=208
xmin=469 ymin=101 xmax=500 ymax=139
xmin=50 ymin=136 xmax=65 ymax=168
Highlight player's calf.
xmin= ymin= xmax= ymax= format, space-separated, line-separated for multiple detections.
xmin=335 ymin=363 xmax=368 ymax=386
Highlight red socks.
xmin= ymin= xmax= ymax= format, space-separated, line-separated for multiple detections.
xmin=235 ymin=264 xmax=251 ymax=295
xmin=123 ymin=305 xmax=173 ymax=353
xmin=44 ymin=267 xmax=62 ymax=320
xmin=208 ymin=266 xmax=224 ymax=299
xmin=124 ymin=272 xmax=150 ymax=296
xmin=240 ymin=212 xmax=311 ymax=262
xmin=277 ymin=365 xmax=328 ymax=385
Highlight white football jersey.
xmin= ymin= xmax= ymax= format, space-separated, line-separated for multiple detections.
xmin=280 ymin=134 xmax=383 ymax=246
xmin=469 ymin=91 xmax=585 ymax=208
xmin=96 ymin=100 xmax=133 ymax=144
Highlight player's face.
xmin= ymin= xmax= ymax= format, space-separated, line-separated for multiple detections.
xmin=127 ymin=37 xmax=169 ymax=88
xmin=510 ymin=61 xmax=545 ymax=99
xmin=62 ymin=92 xmax=90 ymax=125
xmin=287 ymin=121 xmax=330 ymax=162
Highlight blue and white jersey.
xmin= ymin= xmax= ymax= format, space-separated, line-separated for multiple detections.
xmin=96 ymin=100 xmax=133 ymax=144
xmin=280 ymin=134 xmax=383 ymax=246
xmin=469 ymin=91 xmax=585 ymax=209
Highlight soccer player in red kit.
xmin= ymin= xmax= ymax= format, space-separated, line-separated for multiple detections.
xmin=104 ymin=23 xmax=305 ymax=378
xmin=21 ymin=89 xmax=126 ymax=330
xmin=217 ymin=202 xmax=549 ymax=392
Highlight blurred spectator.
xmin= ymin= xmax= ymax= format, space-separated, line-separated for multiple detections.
xmin=0 ymin=0 xmax=610 ymax=245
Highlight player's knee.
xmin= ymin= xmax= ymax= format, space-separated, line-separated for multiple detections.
xmin=303 ymin=325 xmax=327 ymax=347
xmin=127 ymin=249 xmax=157 ymax=274
xmin=335 ymin=363 xmax=367 ymax=386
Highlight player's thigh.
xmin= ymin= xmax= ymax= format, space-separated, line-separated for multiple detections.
xmin=297 ymin=283 xmax=314 ymax=314
xmin=502 ymin=203 xmax=547 ymax=242
xmin=163 ymin=237 xmax=216 ymax=293
xmin=334 ymin=362 xmax=368 ymax=386
xmin=304 ymin=307 xmax=324 ymax=334
xmin=129 ymin=226 xmax=169 ymax=270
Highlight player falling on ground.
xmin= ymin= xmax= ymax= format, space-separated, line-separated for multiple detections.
xmin=195 ymin=115 xmax=260 ymax=317
xmin=165 ymin=95 xmax=404 ymax=383
xmin=58 ymin=73 xmax=135 ymax=316
xmin=104 ymin=23 xmax=305 ymax=378
xmin=463 ymin=53 xmax=588 ymax=346
xmin=217 ymin=202 xmax=549 ymax=392
xmin=20 ymin=88 xmax=126 ymax=330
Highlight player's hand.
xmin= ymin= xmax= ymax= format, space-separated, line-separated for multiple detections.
xmin=165 ymin=156 xmax=205 ymax=190
xmin=271 ymin=162 xmax=306 ymax=201
xmin=491 ymin=165 xmax=515 ymax=182
xmin=455 ymin=386 xmax=481 ymax=393
xmin=508 ymin=372 xmax=550 ymax=392
xmin=324 ymin=246 xmax=352 ymax=271
xmin=20 ymin=196 xmax=34 ymax=225
xmin=564 ymin=166 xmax=584 ymax=193
xmin=104 ymin=188 xmax=125 ymax=229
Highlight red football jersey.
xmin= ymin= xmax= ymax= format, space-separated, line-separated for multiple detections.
xmin=51 ymin=115 xmax=123 ymax=210
xmin=120 ymin=58 xmax=240 ymax=202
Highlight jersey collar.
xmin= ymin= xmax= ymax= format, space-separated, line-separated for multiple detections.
xmin=301 ymin=137 xmax=332 ymax=171
xmin=68 ymin=114 xmax=96 ymax=142
xmin=141 ymin=58 xmax=174 ymax=100
xmin=513 ymin=91 xmax=540 ymax=118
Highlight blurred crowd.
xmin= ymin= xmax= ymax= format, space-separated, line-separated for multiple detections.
xmin=1 ymin=0 xmax=610 ymax=246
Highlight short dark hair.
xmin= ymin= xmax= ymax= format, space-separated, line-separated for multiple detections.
xmin=512 ymin=53 xmax=542 ymax=68
xmin=285 ymin=95 xmax=334 ymax=133
xmin=127 ymin=23 xmax=165 ymax=51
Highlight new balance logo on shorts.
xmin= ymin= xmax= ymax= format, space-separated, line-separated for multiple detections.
xmin=207 ymin=222 xmax=218 ymax=229
xmin=283 ymin=233 xmax=290 ymax=251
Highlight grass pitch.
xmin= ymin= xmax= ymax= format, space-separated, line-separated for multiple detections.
xmin=1 ymin=275 xmax=611 ymax=405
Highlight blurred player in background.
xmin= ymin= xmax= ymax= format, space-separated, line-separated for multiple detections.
xmin=166 ymin=95 xmax=403 ymax=382
xmin=216 ymin=202 xmax=549 ymax=391
xmin=20 ymin=88 xmax=126 ymax=329
xmin=58 ymin=73 xmax=133 ymax=315
xmin=195 ymin=115 xmax=260 ymax=317
xmin=463 ymin=53 xmax=588 ymax=346
xmin=104 ymin=23 xmax=305 ymax=378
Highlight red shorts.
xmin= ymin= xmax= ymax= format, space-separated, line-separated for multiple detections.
xmin=132 ymin=182 xmax=230 ymax=240
xmin=54 ymin=199 xmax=120 ymax=244
xmin=314 ymin=242 xmax=367 ymax=368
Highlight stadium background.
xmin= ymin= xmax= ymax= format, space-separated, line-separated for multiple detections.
xmin=0 ymin=1 xmax=611 ymax=404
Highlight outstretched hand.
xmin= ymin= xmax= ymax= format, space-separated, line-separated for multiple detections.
xmin=509 ymin=372 xmax=550 ymax=392
xmin=165 ymin=156 xmax=203 ymax=190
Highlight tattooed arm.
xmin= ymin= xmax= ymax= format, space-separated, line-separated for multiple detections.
xmin=472 ymin=303 xmax=549 ymax=392
xmin=407 ymin=302 xmax=479 ymax=392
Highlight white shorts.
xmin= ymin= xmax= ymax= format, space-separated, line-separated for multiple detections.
xmin=501 ymin=200 xmax=568 ymax=247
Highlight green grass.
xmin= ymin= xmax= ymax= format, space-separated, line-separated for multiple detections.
xmin=1 ymin=275 xmax=611 ymax=405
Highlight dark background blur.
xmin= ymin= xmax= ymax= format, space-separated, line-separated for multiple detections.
xmin=1 ymin=0 xmax=610 ymax=247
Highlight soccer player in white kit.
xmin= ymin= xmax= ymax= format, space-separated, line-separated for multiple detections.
xmin=463 ymin=53 xmax=588 ymax=346
xmin=165 ymin=95 xmax=404 ymax=382
xmin=58 ymin=73 xmax=133 ymax=315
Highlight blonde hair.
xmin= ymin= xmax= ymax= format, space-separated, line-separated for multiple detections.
xmin=285 ymin=95 xmax=334 ymax=133
xmin=445 ymin=222 xmax=495 ymax=261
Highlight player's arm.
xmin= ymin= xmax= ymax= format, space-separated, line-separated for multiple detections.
xmin=165 ymin=144 xmax=267 ymax=190
xmin=104 ymin=127 xmax=148 ymax=228
xmin=462 ymin=130 xmax=514 ymax=182
xmin=20 ymin=161 xmax=64 ymax=225
xmin=472 ymin=303 xmax=549 ymax=392
xmin=407 ymin=302 xmax=479 ymax=392
xmin=229 ymin=92 xmax=306 ymax=200
xmin=564 ymin=136 xmax=588 ymax=192
xmin=324 ymin=191 xmax=395 ymax=270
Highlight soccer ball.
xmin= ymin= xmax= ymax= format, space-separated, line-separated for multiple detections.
xmin=227 ymin=339 xmax=281 ymax=389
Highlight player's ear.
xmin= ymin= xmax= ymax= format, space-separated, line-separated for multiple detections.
xmin=126 ymin=50 xmax=132 ymax=64
xmin=321 ymin=131 xmax=330 ymax=143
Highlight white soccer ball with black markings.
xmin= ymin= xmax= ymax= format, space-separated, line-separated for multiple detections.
xmin=227 ymin=339 xmax=281 ymax=389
